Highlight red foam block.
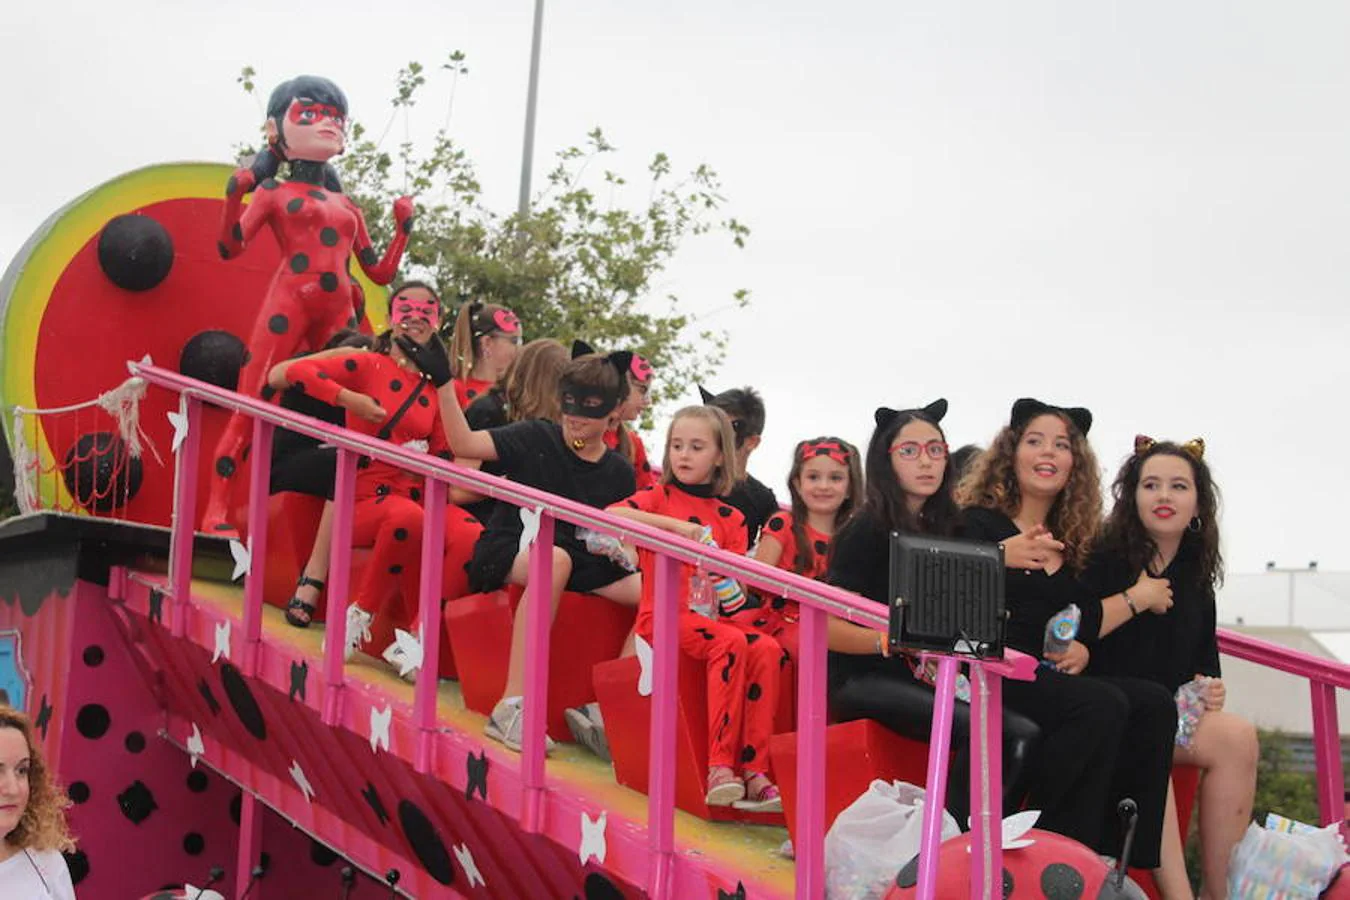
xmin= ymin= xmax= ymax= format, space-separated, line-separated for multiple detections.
xmin=446 ymin=586 xmax=635 ymax=741
xmin=769 ymin=718 xmax=931 ymax=848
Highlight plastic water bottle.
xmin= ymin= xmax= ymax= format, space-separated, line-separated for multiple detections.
xmin=1042 ymin=603 xmax=1081 ymax=659
xmin=576 ymin=527 xmax=636 ymax=572
xmin=695 ymin=526 xmax=747 ymax=615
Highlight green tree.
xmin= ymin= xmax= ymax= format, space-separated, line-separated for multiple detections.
xmin=238 ymin=56 xmax=750 ymax=411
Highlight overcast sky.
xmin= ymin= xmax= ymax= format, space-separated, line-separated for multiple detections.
xmin=3 ymin=1 xmax=1347 ymax=575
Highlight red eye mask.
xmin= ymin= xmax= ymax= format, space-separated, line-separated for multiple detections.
xmin=391 ymin=293 xmax=440 ymax=328
xmin=286 ymin=100 xmax=346 ymax=130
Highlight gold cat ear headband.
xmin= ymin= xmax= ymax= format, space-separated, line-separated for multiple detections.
xmin=1134 ymin=434 xmax=1205 ymax=461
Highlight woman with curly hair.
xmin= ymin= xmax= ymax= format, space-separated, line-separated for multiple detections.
xmin=957 ymin=399 xmax=1178 ymax=890
xmin=1082 ymin=437 xmax=1256 ymax=899
xmin=0 ymin=706 xmax=76 ymax=898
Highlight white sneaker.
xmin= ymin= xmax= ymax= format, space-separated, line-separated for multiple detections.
xmin=484 ymin=696 xmax=555 ymax=754
xmin=343 ymin=605 xmax=374 ymax=662
xmin=564 ymin=702 xmax=611 ymax=762
xmin=381 ymin=641 xmax=418 ymax=683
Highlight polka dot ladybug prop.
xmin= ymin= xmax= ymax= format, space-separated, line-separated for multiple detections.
xmin=0 ymin=152 xmax=389 ymax=527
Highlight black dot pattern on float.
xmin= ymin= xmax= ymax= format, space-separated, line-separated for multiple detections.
xmin=220 ymin=663 xmax=268 ymax=741
xmin=268 ymin=313 xmax=289 ymax=335
xmin=124 ymin=731 xmax=146 ymax=753
xmin=584 ymin=872 xmax=626 ymax=900
xmin=393 ymin=528 xmax=408 ymax=541
xmin=75 ymin=703 xmax=111 ymax=739
xmin=82 ymin=645 xmax=104 ymax=667
xmin=319 ymin=272 xmax=339 ymax=292
xmin=345 ymin=359 xmax=358 ymax=372
xmin=320 ymin=227 xmax=339 ymax=246
xmin=183 ymin=832 xmax=206 ymax=856
xmin=186 ymin=770 xmax=209 ymax=793
xmin=287 ymin=198 xmax=303 ymax=213
xmin=747 ymin=683 xmax=763 ymax=701
xmin=310 ymin=840 xmax=339 ymax=867
xmin=398 ymin=800 xmax=455 ymax=885
xmin=417 ymin=395 xmax=430 ymax=407
xmin=359 ymin=247 xmax=377 ymax=266
xmin=390 ymin=379 xmax=403 ymax=392
xmin=215 ymin=455 xmax=236 ymax=478
xmin=309 ymin=190 xmax=327 ymax=201
xmin=62 ymin=850 xmax=90 ymax=886
xmin=261 ymin=178 xmax=279 ymax=190
xmin=290 ymin=253 xmax=309 ymax=274
xmin=67 ymin=782 xmax=90 ymax=804
xmin=767 ymin=517 xmax=785 ymax=532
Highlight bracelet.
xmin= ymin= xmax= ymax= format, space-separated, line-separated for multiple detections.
xmin=1123 ymin=589 xmax=1139 ymax=617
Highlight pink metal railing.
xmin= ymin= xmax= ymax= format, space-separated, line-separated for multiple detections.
xmin=124 ymin=363 xmax=1350 ymax=898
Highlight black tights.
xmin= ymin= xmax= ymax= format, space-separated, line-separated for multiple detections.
xmin=829 ymin=670 xmax=1042 ymax=829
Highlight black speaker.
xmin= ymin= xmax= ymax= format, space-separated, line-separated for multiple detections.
xmin=887 ymin=533 xmax=1005 ymax=658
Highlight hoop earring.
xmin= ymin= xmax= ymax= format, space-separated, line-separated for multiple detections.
xmin=1188 ymin=516 xmax=1202 ymax=533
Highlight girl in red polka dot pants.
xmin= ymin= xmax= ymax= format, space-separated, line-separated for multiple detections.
xmin=279 ymin=285 xmax=481 ymax=679
xmin=609 ymin=406 xmax=783 ymax=812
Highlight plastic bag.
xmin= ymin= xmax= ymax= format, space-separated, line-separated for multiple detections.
xmin=1226 ymin=817 xmax=1348 ymax=898
xmin=1173 ymin=678 xmax=1209 ymax=749
xmin=825 ymin=779 xmax=960 ymax=900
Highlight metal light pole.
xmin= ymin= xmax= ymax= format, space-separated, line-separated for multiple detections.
xmin=1266 ymin=561 xmax=1319 ymax=626
xmin=517 ymin=0 xmax=546 ymax=220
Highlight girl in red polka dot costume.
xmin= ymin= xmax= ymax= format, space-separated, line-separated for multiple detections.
xmin=446 ymin=301 xmax=522 ymax=409
xmin=279 ymin=285 xmax=482 ymax=678
xmin=727 ymin=437 xmax=862 ymax=663
xmin=608 ymin=406 xmax=783 ymax=812
xmin=605 ymin=351 xmax=657 ymax=490
xmin=201 ymin=75 xmax=416 ymax=536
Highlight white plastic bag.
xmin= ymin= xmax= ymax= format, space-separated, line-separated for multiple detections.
xmin=824 ymin=779 xmax=960 ymax=900
xmin=1226 ymin=819 xmax=1348 ymax=899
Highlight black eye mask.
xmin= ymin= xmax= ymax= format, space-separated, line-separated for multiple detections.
xmin=559 ymin=377 xmax=619 ymax=419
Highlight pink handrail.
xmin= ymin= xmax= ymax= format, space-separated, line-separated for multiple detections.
xmin=129 ymin=363 xmax=1350 ymax=895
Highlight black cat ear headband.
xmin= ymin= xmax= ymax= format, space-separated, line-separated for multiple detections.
xmin=1010 ymin=398 xmax=1092 ymax=436
xmin=874 ymin=398 xmax=948 ymax=429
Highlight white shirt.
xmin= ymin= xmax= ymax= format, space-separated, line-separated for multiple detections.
xmin=0 ymin=847 xmax=77 ymax=899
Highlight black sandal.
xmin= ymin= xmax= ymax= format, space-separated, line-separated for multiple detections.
xmin=285 ymin=575 xmax=326 ymax=628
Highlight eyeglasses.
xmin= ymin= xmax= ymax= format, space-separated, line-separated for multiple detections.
xmin=889 ymin=440 xmax=949 ymax=461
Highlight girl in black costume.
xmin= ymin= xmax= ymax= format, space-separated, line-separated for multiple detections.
xmin=1082 ymin=437 xmax=1256 ymax=900
xmin=957 ymin=399 xmax=1178 ymax=888
xmin=824 ymin=400 xmax=1042 ymax=827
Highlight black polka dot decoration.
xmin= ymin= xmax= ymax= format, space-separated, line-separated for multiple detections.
xmin=1039 ymin=862 xmax=1084 ymax=900
xmin=183 ymin=832 xmax=206 ymax=856
xmin=179 ymin=330 xmax=247 ymax=391
xmin=389 ymin=379 xmax=403 ymax=392
xmin=319 ymin=272 xmax=339 ymax=292
xmin=198 ymin=678 xmax=222 ymax=716
xmin=747 ymin=683 xmax=763 ymax=701
xmin=344 ymin=358 xmax=358 ymax=372
xmin=268 ymin=314 xmax=290 ymax=335
xmin=97 ymin=214 xmax=174 ymax=291
xmin=310 ymin=839 xmax=339 ymax=867
xmin=62 ymin=849 xmax=90 ymax=885
xmin=359 ymin=247 xmax=377 ymax=266
xmin=466 ymin=389 xmax=478 ymax=399
xmin=229 ymin=793 xmax=242 ymax=826
xmin=717 ymin=505 xmax=734 ymax=518
xmin=61 ymin=433 xmax=143 ymax=512
xmin=82 ymin=645 xmax=105 ymax=667
xmin=290 ymin=253 xmax=309 ymax=274
xmin=389 ymin=564 xmax=403 ymax=575
xmin=814 ymin=540 xmax=829 ymax=555
xmin=687 ymin=516 xmax=703 ymax=525
xmin=286 ymin=198 xmax=304 ymax=213
xmin=1002 ymin=868 xmax=1013 ymax=898
xmin=393 ymin=528 xmax=408 ymax=541
xmin=215 ymin=455 xmax=236 ymax=478
xmin=260 ymin=384 xmax=277 ymax=402
xmin=417 ymin=395 xmax=430 ymax=407
xmin=409 ymin=487 xmax=422 ymax=502
xmin=67 ymin=781 xmax=91 ymax=804
xmin=117 ymin=780 xmax=158 ymax=824
xmin=261 ymin=178 xmax=279 ymax=190
xmin=740 ymin=745 xmax=757 ymax=764
xmin=397 ymin=800 xmax=455 ymax=885
xmin=75 ymin=703 xmax=111 ymax=740
xmin=186 ymin=770 xmax=210 ymax=793
xmin=125 ymin=731 xmax=146 ymax=753
xmin=220 ymin=663 xmax=268 ymax=740
xmin=584 ymin=872 xmax=625 ymax=900
xmin=319 ymin=227 xmax=339 ymax=247
xmin=309 ymin=190 xmax=327 ymax=201
xmin=895 ymin=855 xmax=919 ymax=888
